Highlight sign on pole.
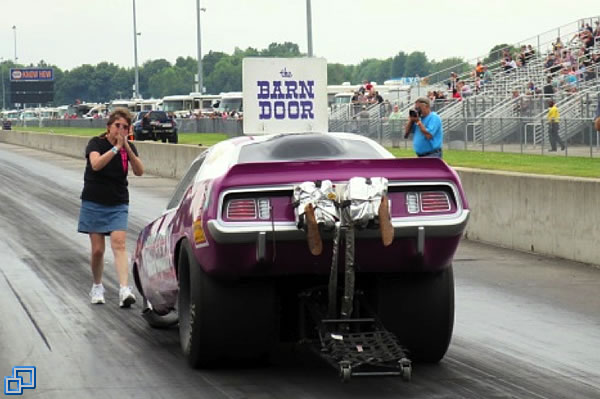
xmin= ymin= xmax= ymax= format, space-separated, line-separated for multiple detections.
xmin=9 ymin=68 xmax=54 ymax=104
xmin=242 ymin=57 xmax=327 ymax=135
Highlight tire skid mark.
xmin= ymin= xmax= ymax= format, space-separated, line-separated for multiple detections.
xmin=1 ymin=268 xmax=52 ymax=351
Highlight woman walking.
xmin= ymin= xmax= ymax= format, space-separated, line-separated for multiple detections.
xmin=78 ymin=108 xmax=144 ymax=307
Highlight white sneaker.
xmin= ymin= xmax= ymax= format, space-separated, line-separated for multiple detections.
xmin=90 ymin=284 xmax=105 ymax=304
xmin=119 ymin=286 xmax=136 ymax=308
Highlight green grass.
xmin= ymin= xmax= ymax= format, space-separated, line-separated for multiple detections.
xmin=177 ymin=133 xmax=229 ymax=146
xmin=13 ymin=126 xmax=600 ymax=178
xmin=389 ymin=148 xmax=600 ymax=179
xmin=14 ymin=126 xmax=228 ymax=147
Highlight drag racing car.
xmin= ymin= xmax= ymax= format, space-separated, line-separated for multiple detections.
xmin=132 ymin=131 xmax=470 ymax=377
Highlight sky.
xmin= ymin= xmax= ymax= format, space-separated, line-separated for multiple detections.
xmin=0 ymin=0 xmax=599 ymax=71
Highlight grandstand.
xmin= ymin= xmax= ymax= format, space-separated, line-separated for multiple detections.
xmin=329 ymin=16 xmax=600 ymax=155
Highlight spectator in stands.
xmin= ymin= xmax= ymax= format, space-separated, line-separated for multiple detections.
xmin=525 ymin=45 xmax=536 ymax=61
xmin=543 ymin=76 xmax=555 ymax=99
xmin=547 ymin=100 xmax=565 ymax=151
xmin=512 ymin=90 xmax=522 ymax=115
xmin=552 ymin=37 xmax=564 ymax=53
xmin=427 ymin=91 xmax=436 ymax=105
xmin=474 ymin=77 xmax=482 ymax=94
xmin=562 ymin=68 xmax=578 ymax=92
xmin=388 ymin=104 xmax=403 ymax=148
xmin=593 ymin=21 xmax=600 ymax=40
xmin=518 ymin=46 xmax=528 ymax=67
xmin=482 ymin=66 xmax=493 ymax=84
xmin=447 ymin=72 xmax=458 ymax=91
xmin=475 ymin=61 xmax=484 ymax=78
xmin=503 ymin=56 xmax=517 ymax=73
xmin=403 ymin=97 xmax=444 ymax=158
xmin=526 ymin=81 xmax=536 ymax=95
xmin=452 ymin=88 xmax=462 ymax=101
xmin=374 ymin=91 xmax=384 ymax=104
xmin=458 ymin=81 xmax=472 ymax=98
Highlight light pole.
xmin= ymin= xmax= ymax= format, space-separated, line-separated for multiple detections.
xmin=306 ymin=0 xmax=313 ymax=57
xmin=196 ymin=1 xmax=206 ymax=93
xmin=12 ymin=25 xmax=17 ymax=63
xmin=132 ymin=0 xmax=140 ymax=98
xmin=0 ymin=58 xmax=5 ymax=110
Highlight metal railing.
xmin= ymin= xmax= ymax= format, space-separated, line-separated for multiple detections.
xmin=329 ymin=115 xmax=600 ymax=158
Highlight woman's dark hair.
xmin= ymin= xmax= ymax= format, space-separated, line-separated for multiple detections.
xmin=106 ymin=108 xmax=132 ymax=128
xmin=100 ymin=107 xmax=132 ymax=137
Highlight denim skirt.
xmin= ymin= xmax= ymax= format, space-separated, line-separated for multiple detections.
xmin=78 ymin=200 xmax=129 ymax=235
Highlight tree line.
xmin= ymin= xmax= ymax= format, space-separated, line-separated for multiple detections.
xmin=0 ymin=41 xmax=497 ymax=107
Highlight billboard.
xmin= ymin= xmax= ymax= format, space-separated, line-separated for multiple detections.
xmin=242 ymin=57 xmax=328 ymax=135
xmin=10 ymin=68 xmax=54 ymax=81
xmin=9 ymin=68 xmax=54 ymax=104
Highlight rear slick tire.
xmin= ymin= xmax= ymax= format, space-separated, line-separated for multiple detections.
xmin=177 ymin=239 xmax=276 ymax=368
xmin=375 ymin=266 xmax=455 ymax=363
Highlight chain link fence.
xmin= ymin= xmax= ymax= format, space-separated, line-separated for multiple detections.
xmin=329 ymin=116 xmax=600 ymax=158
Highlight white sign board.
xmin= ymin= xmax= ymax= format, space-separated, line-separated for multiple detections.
xmin=243 ymin=57 xmax=328 ymax=135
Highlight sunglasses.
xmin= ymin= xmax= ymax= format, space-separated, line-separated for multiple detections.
xmin=114 ymin=122 xmax=130 ymax=130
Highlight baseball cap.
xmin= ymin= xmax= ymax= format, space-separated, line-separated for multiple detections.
xmin=416 ymin=97 xmax=431 ymax=107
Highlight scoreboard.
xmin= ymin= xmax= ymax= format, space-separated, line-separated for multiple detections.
xmin=10 ymin=68 xmax=54 ymax=104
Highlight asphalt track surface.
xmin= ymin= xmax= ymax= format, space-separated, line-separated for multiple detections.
xmin=1 ymin=142 xmax=599 ymax=399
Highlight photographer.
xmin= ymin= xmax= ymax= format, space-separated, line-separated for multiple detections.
xmin=404 ymin=97 xmax=444 ymax=158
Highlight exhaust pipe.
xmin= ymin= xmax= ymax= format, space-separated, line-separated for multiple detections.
xmin=142 ymin=300 xmax=178 ymax=329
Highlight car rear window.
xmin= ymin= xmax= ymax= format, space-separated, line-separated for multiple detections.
xmin=237 ymin=133 xmax=386 ymax=163
xmin=149 ymin=111 xmax=168 ymax=121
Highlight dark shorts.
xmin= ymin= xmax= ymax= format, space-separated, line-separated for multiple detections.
xmin=78 ymin=200 xmax=128 ymax=235
xmin=417 ymin=148 xmax=443 ymax=158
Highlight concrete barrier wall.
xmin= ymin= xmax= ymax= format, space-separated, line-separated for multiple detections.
xmin=456 ymin=169 xmax=599 ymax=266
xmin=1 ymin=130 xmax=598 ymax=265
xmin=0 ymin=130 xmax=206 ymax=179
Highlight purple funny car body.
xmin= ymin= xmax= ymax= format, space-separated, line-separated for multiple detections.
xmin=132 ymin=132 xmax=469 ymax=368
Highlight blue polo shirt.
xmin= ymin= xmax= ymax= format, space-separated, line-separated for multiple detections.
xmin=411 ymin=111 xmax=443 ymax=155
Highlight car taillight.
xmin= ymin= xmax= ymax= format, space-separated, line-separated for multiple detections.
xmin=420 ymin=191 xmax=451 ymax=213
xmin=405 ymin=191 xmax=451 ymax=214
xmin=226 ymin=199 xmax=271 ymax=220
xmin=406 ymin=192 xmax=420 ymax=214
xmin=257 ymin=199 xmax=271 ymax=219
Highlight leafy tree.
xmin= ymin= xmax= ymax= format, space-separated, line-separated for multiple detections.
xmin=206 ymin=57 xmax=242 ymax=93
xmin=148 ymin=66 xmax=195 ymax=97
xmin=260 ymin=42 xmax=302 ymax=57
xmin=202 ymin=51 xmax=227 ymax=77
xmin=390 ymin=51 xmax=407 ymax=78
xmin=483 ymin=44 xmax=519 ymax=65
xmin=427 ymin=57 xmax=469 ymax=84
xmin=175 ymin=56 xmax=197 ymax=74
xmin=327 ymin=63 xmax=352 ymax=85
xmin=404 ymin=51 xmax=429 ymax=77
xmin=139 ymin=59 xmax=171 ymax=97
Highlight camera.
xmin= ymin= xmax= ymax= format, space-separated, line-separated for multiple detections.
xmin=409 ymin=109 xmax=420 ymax=118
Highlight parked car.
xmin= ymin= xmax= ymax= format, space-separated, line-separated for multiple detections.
xmin=132 ymin=111 xmax=178 ymax=143
xmin=132 ymin=132 xmax=469 ymax=368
